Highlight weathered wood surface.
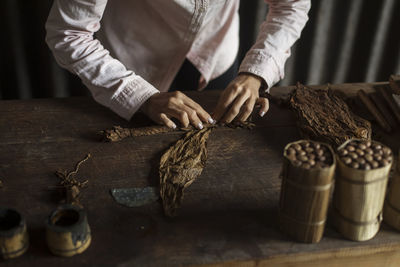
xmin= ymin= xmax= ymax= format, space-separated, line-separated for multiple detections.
xmin=0 ymin=82 xmax=399 ymax=266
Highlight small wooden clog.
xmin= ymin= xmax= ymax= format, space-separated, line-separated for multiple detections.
xmin=46 ymin=204 xmax=91 ymax=257
xmin=0 ymin=208 xmax=29 ymax=259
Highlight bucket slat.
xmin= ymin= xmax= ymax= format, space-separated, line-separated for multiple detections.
xmin=383 ymin=153 xmax=400 ymax=231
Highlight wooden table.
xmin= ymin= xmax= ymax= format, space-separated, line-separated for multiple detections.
xmin=1 ymin=82 xmax=400 ymax=266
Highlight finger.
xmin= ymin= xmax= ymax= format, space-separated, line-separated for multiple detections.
xmin=159 ymin=113 xmax=177 ymax=129
xmin=221 ymin=91 xmax=250 ymax=123
xmin=167 ymin=109 xmax=190 ymax=128
xmin=182 ymin=95 xmax=214 ymax=124
xmin=181 ymin=105 xmax=204 ymax=129
xmin=236 ymin=97 xmax=256 ymax=122
xmin=213 ymin=85 xmax=242 ymax=121
xmin=257 ymin=97 xmax=269 ymax=117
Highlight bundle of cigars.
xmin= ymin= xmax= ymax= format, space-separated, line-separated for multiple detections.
xmin=358 ymin=75 xmax=400 ymax=133
xmin=278 ymin=138 xmax=397 ymax=243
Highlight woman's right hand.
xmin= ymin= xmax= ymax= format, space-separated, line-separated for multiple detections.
xmin=141 ymin=91 xmax=215 ymax=129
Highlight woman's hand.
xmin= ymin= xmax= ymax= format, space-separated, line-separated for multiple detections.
xmin=212 ymin=73 xmax=269 ymax=123
xmin=141 ymin=91 xmax=214 ymax=129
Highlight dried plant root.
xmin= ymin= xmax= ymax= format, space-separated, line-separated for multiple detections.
xmin=55 ymin=154 xmax=91 ymax=206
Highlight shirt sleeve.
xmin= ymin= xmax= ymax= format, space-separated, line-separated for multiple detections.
xmin=45 ymin=0 xmax=159 ymax=120
xmin=238 ymin=0 xmax=311 ymax=91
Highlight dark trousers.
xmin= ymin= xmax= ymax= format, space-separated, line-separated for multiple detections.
xmin=169 ymin=57 xmax=239 ymax=91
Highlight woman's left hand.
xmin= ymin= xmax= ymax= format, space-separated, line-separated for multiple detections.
xmin=212 ymin=73 xmax=269 ymax=123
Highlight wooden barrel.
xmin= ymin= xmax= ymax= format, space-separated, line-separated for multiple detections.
xmin=46 ymin=204 xmax=91 ymax=257
xmin=0 ymin=208 xmax=29 ymax=259
xmin=279 ymin=140 xmax=336 ymax=243
xmin=383 ymin=151 xmax=400 ymax=230
xmin=333 ymin=139 xmax=392 ymax=241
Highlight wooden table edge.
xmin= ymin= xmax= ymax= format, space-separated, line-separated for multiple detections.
xmin=198 ymin=242 xmax=400 ymax=267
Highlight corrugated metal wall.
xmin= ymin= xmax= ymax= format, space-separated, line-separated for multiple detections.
xmin=1 ymin=0 xmax=400 ymax=100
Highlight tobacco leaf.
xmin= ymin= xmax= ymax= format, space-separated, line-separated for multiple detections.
xmin=289 ymin=83 xmax=371 ymax=147
xmin=101 ymin=125 xmax=175 ymax=142
xmin=101 ymin=122 xmax=254 ymax=142
xmin=159 ymin=128 xmax=212 ymax=217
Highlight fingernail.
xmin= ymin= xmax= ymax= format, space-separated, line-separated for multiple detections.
xmin=171 ymin=123 xmax=177 ymax=129
xmin=208 ymin=117 xmax=216 ymax=124
xmin=198 ymin=122 xmax=204 ymax=129
xmin=260 ymin=111 xmax=266 ymax=117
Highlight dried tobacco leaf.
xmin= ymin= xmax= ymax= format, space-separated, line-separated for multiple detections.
xmin=290 ymin=83 xmax=371 ymax=147
xmin=101 ymin=125 xmax=175 ymax=142
xmin=101 ymin=122 xmax=255 ymax=142
xmin=159 ymin=128 xmax=212 ymax=217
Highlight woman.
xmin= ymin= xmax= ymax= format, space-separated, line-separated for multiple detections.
xmin=46 ymin=0 xmax=310 ymax=129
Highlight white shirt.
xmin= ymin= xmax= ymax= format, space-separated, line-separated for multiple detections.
xmin=46 ymin=0 xmax=311 ymax=120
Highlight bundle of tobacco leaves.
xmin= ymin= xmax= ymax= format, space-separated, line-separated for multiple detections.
xmin=289 ymin=83 xmax=371 ymax=147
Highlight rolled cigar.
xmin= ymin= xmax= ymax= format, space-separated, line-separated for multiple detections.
xmin=357 ymin=89 xmax=392 ymax=133
xmin=376 ymin=86 xmax=400 ymax=124
xmin=370 ymin=92 xmax=398 ymax=128
xmin=389 ymin=75 xmax=400 ymax=94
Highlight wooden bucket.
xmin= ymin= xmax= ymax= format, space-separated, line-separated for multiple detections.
xmin=279 ymin=140 xmax=336 ymax=243
xmin=0 ymin=208 xmax=29 ymax=259
xmin=46 ymin=204 xmax=91 ymax=257
xmin=383 ymin=151 xmax=400 ymax=230
xmin=333 ymin=139 xmax=392 ymax=241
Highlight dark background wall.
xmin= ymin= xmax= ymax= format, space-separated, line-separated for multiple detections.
xmin=1 ymin=0 xmax=400 ymax=100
